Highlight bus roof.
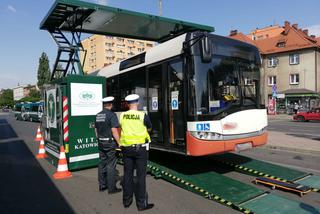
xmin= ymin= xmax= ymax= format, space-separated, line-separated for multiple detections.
xmin=40 ymin=0 xmax=214 ymax=42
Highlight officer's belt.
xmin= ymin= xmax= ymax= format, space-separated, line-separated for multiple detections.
xmin=99 ymin=137 xmax=114 ymax=141
xmin=122 ymin=143 xmax=148 ymax=148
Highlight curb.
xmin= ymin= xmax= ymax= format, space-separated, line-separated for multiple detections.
xmin=262 ymin=145 xmax=320 ymax=156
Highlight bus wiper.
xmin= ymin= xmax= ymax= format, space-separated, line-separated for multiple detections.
xmin=182 ymin=33 xmax=206 ymax=51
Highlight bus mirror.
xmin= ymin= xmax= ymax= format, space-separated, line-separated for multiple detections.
xmin=200 ymin=34 xmax=212 ymax=63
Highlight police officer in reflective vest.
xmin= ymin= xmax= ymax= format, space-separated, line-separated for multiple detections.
xmin=120 ymin=94 xmax=154 ymax=211
xmin=95 ymin=96 xmax=121 ymax=194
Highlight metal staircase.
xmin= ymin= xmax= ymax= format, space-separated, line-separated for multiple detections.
xmin=49 ymin=29 xmax=85 ymax=80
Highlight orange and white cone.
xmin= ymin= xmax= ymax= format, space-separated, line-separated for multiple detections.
xmin=53 ymin=145 xmax=72 ymax=180
xmin=36 ymin=137 xmax=48 ymax=159
xmin=34 ymin=126 xmax=42 ymax=142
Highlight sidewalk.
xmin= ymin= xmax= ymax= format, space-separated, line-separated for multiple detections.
xmin=267 ymin=114 xmax=293 ymax=121
xmin=264 ymin=131 xmax=320 ymax=155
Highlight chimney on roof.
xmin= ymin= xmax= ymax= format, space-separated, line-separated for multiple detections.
xmin=292 ymin=23 xmax=298 ymax=29
xmin=230 ymin=30 xmax=238 ymax=36
xmin=303 ymin=29 xmax=309 ymax=36
xmin=284 ymin=21 xmax=290 ymax=27
xmin=310 ymin=35 xmax=316 ymax=39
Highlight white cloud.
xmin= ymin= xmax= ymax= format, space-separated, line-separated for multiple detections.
xmin=306 ymin=24 xmax=320 ymax=37
xmin=7 ymin=4 xmax=16 ymax=13
xmin=97 ymin=0 xmax=108 ymax=5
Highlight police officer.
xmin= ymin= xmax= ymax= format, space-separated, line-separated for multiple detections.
xmin=95 ymin=96 xmax=121 ymax=194
xmin=120 ymin=94 xmax=154 ymax=211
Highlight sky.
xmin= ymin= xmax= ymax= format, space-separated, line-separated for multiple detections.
xmin=0 ymin=0 xmax=319 ymax=89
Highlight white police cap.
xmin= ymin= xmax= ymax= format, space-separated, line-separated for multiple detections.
xmin=101 ymin=96 xmax=114 ymax=103
xmin=125 ymin=94 xmax=139 ymax=103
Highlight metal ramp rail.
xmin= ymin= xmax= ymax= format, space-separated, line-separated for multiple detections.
xmin=145 ymin=151 xmax=320 ymax=214
xmin=211 ymin=153 xmax=320 ymax=193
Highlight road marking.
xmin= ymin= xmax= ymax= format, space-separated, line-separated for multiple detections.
xmin=0 ymin=137 xmax=20 ymax=143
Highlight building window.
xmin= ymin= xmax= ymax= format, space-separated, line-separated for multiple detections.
xmin=267 ymin=57 xmax=277 ymax=67
xmin=137 ymin=48 xmax=145 ymax=52
xmin=289 ymin=54 xmax=299 ymax=65
xmin=127 ymin=40 xmax=134 ymax=44
xmin=105 ymin=42 xmax=114 ymax=47
xmin=277 ymin=42 xmax=285 ymax=47
xmin=244 ymin=78 xmax=253 ymax=85
xmin=268 ymin=76 xmax=276 ymax=86
xmin=146 ymin=43 xmax=153 ymax=47
xmin=117 ymin=44 xmax=125 ymax=48
xmin=290 ymin=74 xmax=299 ymax=85
xmin=117 ymin=38 xmax=124 ymax=42
xmin=137 ymin=41 xmax=145 ymax=46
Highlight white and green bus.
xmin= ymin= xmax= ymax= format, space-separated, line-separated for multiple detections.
xmin=14 ymin=102 xmax=44 ymax=122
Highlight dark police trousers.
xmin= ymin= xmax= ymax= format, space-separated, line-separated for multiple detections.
xmin=98 ymin=139 xmax=118 ymax=191
xmin=122 ymin=145 xmax=148 ymax=209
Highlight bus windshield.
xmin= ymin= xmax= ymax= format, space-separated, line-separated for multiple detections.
xmin=189 ymin=55 xmax=260 ymax=119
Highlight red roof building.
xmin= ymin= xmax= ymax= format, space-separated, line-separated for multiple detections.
xmin=230 ymin=21 xmax=320 ymax=112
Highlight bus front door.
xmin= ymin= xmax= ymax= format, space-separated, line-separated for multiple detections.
xmin=148 ymin=64 xmax=165 ymax=145
xmin=147 ymin=59 xmax=185 ymax=151
xmin=167 ymin=59 xmax=185 ymax=147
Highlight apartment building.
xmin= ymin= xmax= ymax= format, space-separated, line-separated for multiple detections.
xmin=230 ymin=21 xmax=320 ymax=113
xmin=80 ymin=35 xmax=155 ymax=73
xmin=12 ymin=85 xmax=37 ymax=101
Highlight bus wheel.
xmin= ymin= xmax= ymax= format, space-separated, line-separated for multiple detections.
xmin=297 ymin=116 xmax=305 ymax=122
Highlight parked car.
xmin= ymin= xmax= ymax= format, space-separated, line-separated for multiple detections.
xmin=293 ymin=108 xmax=320 ymax=122
xmin=1 ymin=107 xmax=10 ymax=112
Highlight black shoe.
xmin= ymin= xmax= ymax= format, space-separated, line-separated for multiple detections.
xmin=99 ymin=186 xmax=107 ymax=192
xmin=138 ymin=204 xmax=154 ymax=211
xmin=108 ymin=188 xmax=122 ymax=194
xmin=124 ymin=200 xmax=133 ymax=208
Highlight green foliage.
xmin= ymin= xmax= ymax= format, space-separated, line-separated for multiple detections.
xmin=37 ymin=52 xmax=51 ymax=88
xmin=29 ymin=88 xmax=41 ymax=98
xmin=18 ymin=96 xmax=41 ymax=103
xmin=0 ymin=89 xmax=14 ymax=108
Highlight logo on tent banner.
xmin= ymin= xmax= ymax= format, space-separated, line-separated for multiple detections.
xmin=79 ymin=91 xmax=95 ymax=101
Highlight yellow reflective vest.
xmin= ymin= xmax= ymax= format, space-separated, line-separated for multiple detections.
xmin=120 ymin=110 xmax=151 ymax=147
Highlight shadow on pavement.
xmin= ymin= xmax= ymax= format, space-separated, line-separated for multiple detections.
xmin=0 ymin=138 xmax=75 ymax=214
xmin=149 ymin=150 xmax=232 ymax=175
xmin=0 ymin=119 xmax=17 ymax=140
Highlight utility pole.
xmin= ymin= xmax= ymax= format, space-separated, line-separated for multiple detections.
xmin=158 ymin=0 xmax=162 ymax=16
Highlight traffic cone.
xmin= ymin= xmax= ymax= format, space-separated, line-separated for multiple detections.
xmin=34 ymin=127 xmax=42 ymax=142
xmin=36 ymin=137 xmax=48 ymax=159
xmin=53 ymin=145 xmax=72 ymax=180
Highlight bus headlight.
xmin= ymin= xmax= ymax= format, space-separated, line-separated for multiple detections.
xmin=190 ymin=131 xmax=223 ymax=141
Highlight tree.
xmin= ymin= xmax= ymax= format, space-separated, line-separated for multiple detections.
xmin=0 ymin=89 xmax=14 ymax=108
xmin=37 ymin=52 xmax=51 ymax=89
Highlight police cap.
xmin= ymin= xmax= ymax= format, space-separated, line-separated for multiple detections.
xmin=125 ymin=94 xmax=139 ymax=104
xmin=101 ymin=96 xmax=114 ymax=103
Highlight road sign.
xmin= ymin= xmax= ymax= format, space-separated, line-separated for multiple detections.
xmin=172 ymin=98 xmax=178 ymax=110
xmin=152 ymin=97 xmax=158 ymax=111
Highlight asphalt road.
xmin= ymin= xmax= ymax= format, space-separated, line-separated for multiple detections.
xmin=268 ymin=117 xmax=320 ymax=141
xmin=0 ymin=112 xmax=319 ymax=214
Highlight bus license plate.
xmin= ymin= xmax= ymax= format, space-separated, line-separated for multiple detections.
xmin=235 ymin=142 xmax=252 ymax=152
